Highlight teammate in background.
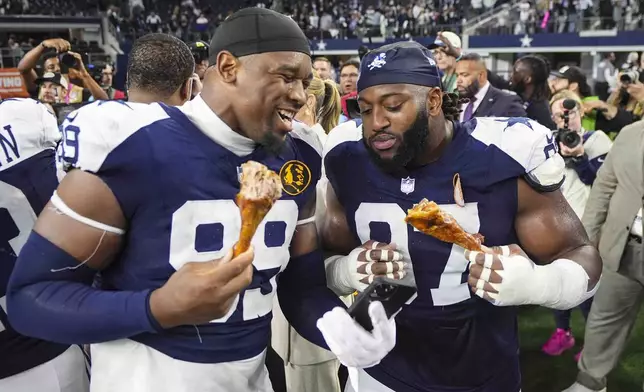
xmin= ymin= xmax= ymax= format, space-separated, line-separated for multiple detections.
xmin=0 ymin=97 xmax=89 ymax=391
xmin=8 ymin=10 xmax=388 ymax=392
xmin=55 ymin=33 xmax=195 ymax=179
xmin=322 ymin=42 xmax=602 ymax=391
xmin=125 ymin=33 xmax=195 ymax=105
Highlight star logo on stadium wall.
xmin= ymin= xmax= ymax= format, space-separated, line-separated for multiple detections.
xmin=520 ymin=34 xmax=533 ymax=48
xmin=316 ymin=41 xmax=327 ymax=51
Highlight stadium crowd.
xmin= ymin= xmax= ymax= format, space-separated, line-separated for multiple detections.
xmin=2 ymin=1 xmax=644 ymax=392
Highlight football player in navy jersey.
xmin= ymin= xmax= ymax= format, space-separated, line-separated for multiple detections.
xmin=7 ymin=9 xmax=391 ymax=392
xmin=0 ymin=97 xmax=89 ymax=391
xmin=322 ymin=41 xmax=603 ymax=392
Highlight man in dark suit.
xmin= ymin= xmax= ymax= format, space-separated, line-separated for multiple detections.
xmin=456 ymin=53 xmax=527 ymax=121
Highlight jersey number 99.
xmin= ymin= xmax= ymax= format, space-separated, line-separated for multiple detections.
xmin=169 ymin=200 xmax=298 ymax=323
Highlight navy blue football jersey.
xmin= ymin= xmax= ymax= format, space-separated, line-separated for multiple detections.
xmin=0 ymin=98 xmax=69 ymax=379
xmin=58 ymin=98 xmax=321 ymax=364
xmin=324 ymin=117 xmax=564 ymax=392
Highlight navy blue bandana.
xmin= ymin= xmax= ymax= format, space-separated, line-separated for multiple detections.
xmin=357 ymin=41 xmax=442 ymax=93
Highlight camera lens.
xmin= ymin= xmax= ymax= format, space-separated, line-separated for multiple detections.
xmin=562 ymin=131 xmax=581 ymax=148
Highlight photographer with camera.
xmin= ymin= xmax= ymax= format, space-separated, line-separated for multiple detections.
xmin=550 ymin=66 xmax=635 ymax=135
xmin=603 ymin=70 xmax=644 ymax=125
xmin=92 ymin=63 xmax=125 ymax=100
xmin=16 ymin=38 xmax=108 ymax=102
xmin=541 ymin=90 xmax=612 ymax=361
xmin=189 ymin=40 xmax=209 ymax=80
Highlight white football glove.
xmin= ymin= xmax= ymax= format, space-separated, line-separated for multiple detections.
xmin=466 ymin=244 xmax=597 ymax=309
xmin=325 ymin=240 xmax=406 ymax=295
xmin=316 ymin=301 xmax=395 ymax=368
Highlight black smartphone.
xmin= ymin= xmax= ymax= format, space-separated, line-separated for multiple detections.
xmin=348 ymin=277 xmax=417 ymax=332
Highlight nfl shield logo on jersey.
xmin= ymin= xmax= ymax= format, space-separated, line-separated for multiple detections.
xmin=400 ymin=177 xmax=415 ymax=194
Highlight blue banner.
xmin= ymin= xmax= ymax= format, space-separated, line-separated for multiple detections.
xmin=311 ymin=31 xmax=644 ymax=55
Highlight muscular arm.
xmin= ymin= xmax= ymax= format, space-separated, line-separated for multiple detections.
xmin=16 ymin=44 xmax=44 ymax=90
xmin=515 ymin=178 xmax=602 ymax=288
xmin=7 ymin=170 xmax=159 ymax=344
xmin=322 ymin=182 xmax=359 ymax=255
xmin=74 ymin=72 xmax=109 ymax=101
xmin=277 ymin=193 xmax=347 ymax=349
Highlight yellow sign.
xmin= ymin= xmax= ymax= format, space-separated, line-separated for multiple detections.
xmin=279 ymin=160 xmax=311 ymax=196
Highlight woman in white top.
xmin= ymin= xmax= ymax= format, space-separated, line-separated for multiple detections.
xmin=271 ymin=69 xmax=343 ymax=392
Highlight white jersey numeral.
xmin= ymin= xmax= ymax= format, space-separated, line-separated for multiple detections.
xmin=168 ymin=199 xmax=298 ymax=323
xmin=0 ymin=180 xmax=38 ymax=332
xmin=353 ymin=202 xmax=480 ymax=306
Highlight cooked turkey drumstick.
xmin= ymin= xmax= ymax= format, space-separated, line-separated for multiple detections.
xmin=405 ymin=198 xmax=484 ymax=252
xmin=233 ymin=161 xmax=283 ymax=257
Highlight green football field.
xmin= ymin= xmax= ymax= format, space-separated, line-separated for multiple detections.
xmin=519 ymin=306 xmax=644 ymax=392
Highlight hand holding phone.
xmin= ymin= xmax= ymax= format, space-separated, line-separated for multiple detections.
xmin=348 ymin=276 xmax=417 ymax=331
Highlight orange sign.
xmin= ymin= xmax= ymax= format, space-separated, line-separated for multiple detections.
xmin=0 ymin=68 xmax=29 ymax=98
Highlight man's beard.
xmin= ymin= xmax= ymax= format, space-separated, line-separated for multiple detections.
xmin=511 ymin=79 xmax=526 ymax=95
xmin=364 ymin=106 xmax=430 ymax=176
xmin=259 ymin=131 xmax=287 ymax=156
xmin=459 ymin=79 xmax=480 ymax=99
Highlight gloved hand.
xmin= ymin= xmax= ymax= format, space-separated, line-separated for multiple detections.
xmin=316 ymin=301 xmax=395 ymax=368
xmin=327 ymin=240 xmax=407 ymax=294
xmin=465 ymin=244 xmax=593 ymax=309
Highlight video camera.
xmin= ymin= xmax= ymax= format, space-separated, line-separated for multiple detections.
xmin=555 ymin=98 xmax=582 ymax=149
xmin=86 ymin=62 xmax=107 ymax=85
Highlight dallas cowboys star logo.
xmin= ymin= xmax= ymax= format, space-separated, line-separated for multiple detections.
xmin=520 ymin=34 xmax=533 ymax=48
xmin=495 ymin=117 xmax=534 ymax=131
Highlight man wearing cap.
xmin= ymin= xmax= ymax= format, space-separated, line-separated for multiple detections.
xmin=551 ymin=65 xmax=636 ymax=134
xmin=322 ymin=41 xmax=602 ymax=392
xmin=7 ymin=9 xmax=390 ymax=392
xmin=36 ymin=72 xmax=68 ymax=104
xmin=427 ymin=31 xmax=461 ymax=93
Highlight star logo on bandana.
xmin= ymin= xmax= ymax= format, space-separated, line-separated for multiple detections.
xmin=495 ymin=117 xmax=534 ymax=131
xmin=368 ymin=53 xmax=387 ymax=71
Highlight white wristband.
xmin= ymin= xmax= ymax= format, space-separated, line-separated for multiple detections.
xmin=534 ymin=258 xmax=599 ymax=310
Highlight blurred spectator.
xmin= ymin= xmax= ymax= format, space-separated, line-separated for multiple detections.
xmin=189 ymin=41 xmax=209 ymax=80
xmin=146 ymin=11 xmax=162 ymax=32
xmin=549 ymin=65 xmax=640 ymax=134
xmin=17 ymin=38 xmax=108 ymax=102
xmin=36 ymin=72 xmax=67 ymax=104
xmin=455 ymin=52 xmax=526 ymax=120
xmin=594 ymin=53 xmax=618 ymax=101
xmin=313 ymin=57 xmax=333 ymax=81
xmin=510 ymin=55 xmax=558 ymax=130
xmin=338 ymin=60 xmax=359 ymax=95
xmin=88 ymin=63 xmax=125 ymax=101
xmin=604 ymin=71 xmax=644 ymax=123
xmin=428 ymin=31 xmax=461 ymax=93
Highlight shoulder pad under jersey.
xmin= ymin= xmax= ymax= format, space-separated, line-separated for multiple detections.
xmin=471 ymin=117 xmax=565 ymax=191
xmin=58 ymin=101 xmax=168 ymax=173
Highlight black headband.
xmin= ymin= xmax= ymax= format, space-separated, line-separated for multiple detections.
xmin=209 ymin=8 xmax=310 ymax=64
